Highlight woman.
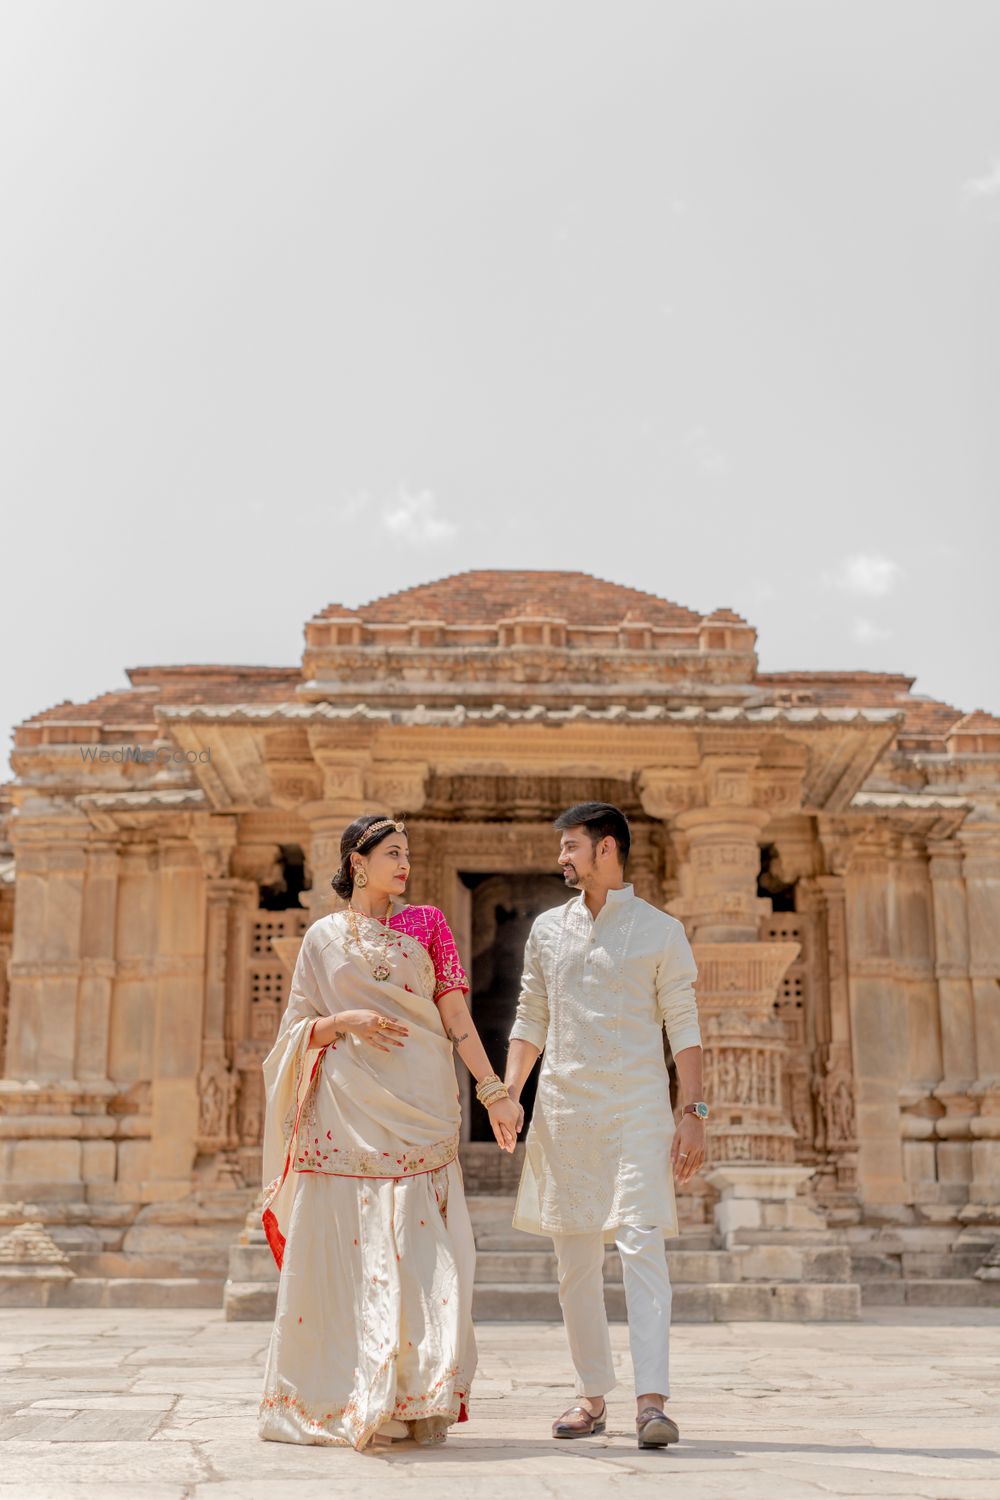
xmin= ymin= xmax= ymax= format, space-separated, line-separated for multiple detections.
xmin=258 ymin=814 xmax=520 ymax=1451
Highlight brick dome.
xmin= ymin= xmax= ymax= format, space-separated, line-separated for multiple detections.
xmin=318 ymin=570 xmax=722 ymax=629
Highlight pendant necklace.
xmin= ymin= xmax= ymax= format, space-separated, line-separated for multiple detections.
xmin=348 ymin=901 xmax=394 ymax=982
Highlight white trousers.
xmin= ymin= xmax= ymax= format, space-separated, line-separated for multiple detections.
xmin=551 ymin=1225 xmax=671 ymax=1399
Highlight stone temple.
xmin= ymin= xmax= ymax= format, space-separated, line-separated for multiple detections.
xmin=1 ymin=569 xmax=998 ymax=1319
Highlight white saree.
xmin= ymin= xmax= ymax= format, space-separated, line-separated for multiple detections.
xmin=258 ymin=902 xmax=477 ymax=1450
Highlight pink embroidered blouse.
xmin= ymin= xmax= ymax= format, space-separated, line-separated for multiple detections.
xmin=388 ymin=905 xmax=469 ymax=1002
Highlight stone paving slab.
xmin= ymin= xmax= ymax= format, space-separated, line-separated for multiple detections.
xmin=0 ymin=1308 xmax=998 ymax=1497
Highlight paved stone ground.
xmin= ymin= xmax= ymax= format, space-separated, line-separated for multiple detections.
xmin=1 ymin=1308 xmax=999 ymax=1499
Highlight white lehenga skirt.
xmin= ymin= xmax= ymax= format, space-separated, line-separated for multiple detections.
xmin=258 ymin=1157 xmax=477 ymax=1450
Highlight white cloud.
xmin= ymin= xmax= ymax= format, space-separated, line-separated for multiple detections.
xmin=853 ymin=617 xmax=892 ymax=644
xmin=825 ymin=553 xmax=901 ymax=597
xmin=962 ymin=161 xmax=1000 ymax=200
xmin=683 ymin=425 xmax=729 ymax=477
xmin=381 ymin=487 xmax=458 ymax=547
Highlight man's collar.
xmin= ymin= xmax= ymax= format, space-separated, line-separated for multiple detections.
xmin=572 ymin=882 xmax=634 ymax=918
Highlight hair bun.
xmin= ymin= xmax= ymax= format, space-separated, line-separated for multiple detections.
xmin=330 ymin=855 xmax=354 ymax=901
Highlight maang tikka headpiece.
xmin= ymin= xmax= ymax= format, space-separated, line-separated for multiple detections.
xmin=356 ymin=818 xmax=406 ymax=852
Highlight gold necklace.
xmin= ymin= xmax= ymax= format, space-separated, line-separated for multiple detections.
xmin=347 ymin=901 xmax=394 ymax=982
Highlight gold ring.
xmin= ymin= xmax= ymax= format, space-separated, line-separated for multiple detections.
xmin=376 ymin=1016 xmax=390 ymax=1030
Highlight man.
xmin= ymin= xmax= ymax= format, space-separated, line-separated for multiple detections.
xmin=505 ymin=802 xmax=707 ymax=1449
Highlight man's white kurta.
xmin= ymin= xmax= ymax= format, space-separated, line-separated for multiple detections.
xmin=510 ymin=884 xmax=701 ymax=1240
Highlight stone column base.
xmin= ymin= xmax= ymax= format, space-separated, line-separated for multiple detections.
xmin=707 ymin=1164 xmax=826 ymax=1249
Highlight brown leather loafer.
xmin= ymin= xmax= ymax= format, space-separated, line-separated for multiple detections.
xmin=636 ymin=1405 xmax=679 ymax=1448
xmin=552 ymin=1400 xmax=606 ymax=1438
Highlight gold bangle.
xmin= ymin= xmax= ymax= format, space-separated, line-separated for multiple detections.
xmin=478 ymin=1084 xmax=510 ymax=1108
xmin=475 ymin=1074 xmax=504 ymax=1102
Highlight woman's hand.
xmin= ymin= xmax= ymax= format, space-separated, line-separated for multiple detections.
xmin=336 ymin=1009 xmax=409 ymax=1054
xmin=487 ymin=1095 xmax=522 ymax=1154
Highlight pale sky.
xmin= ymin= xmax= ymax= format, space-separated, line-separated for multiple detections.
xmin=3 ymin=0 xmax=998 ymax=779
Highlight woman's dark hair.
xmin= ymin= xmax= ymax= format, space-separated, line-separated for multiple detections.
xmin=330 ymin=814 xmax=404 ymax=900
xmin=553 ymin=801 xmax=631 ymax=868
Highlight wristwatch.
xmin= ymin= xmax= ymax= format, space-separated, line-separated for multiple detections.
xmin=683 ymin=1102 xmax=710 ymax=1121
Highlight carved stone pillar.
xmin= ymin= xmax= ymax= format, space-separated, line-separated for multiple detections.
xmin=641 ymin=772 xmax=806 ymax=1237
xmin=626 ymin=823 xmax=665 ymax=908
xmin=298 ymin=802 xmax=356 ymax=924
xmin=229 ymin=881 xmax=267 ymax=1185
xmin=891 ymin=836 xmax=944 ymax=1208
xmin=147 ymin=838 xmax=208 ymax=1198
xmin=842 ymin=831 xmax=908 ymax=1211
xmin=808 ymin=875 xmax=859 ymax=1194
xmin=299 ymin=747 xmax=370 ymax=924
xmin=695 ymin=942 xmax=801 ymax=1165
xmin=962 ymin=827 xmax=1000 ymax=1211
xmin=195 ymin=863 xmax=255 ymax=1184
xmin=4 ymin=828 xmax=88 ymax=1082
xmin=0 ymin=880 xmax=15 ymax=1079
xmin=926 ymin=841 xmax=976 ymax=1206
xmin=671 ymin=806 xmax=772 ymax=942
xmin=76 ymin=842 xmax=120 ymax=1087
xmin=0 ymin=820 xmax=117 ymax=1200
xmin=671 ymin=803 xmax=800 ymax=1166
xmin=107 ymin=841 xmax=159 ymax=1193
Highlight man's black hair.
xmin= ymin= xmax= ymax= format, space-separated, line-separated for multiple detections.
xmin=553 ymin=802 xmax=631 ymax=868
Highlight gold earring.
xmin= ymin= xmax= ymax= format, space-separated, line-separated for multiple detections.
xmin=354 ymin=865 xmax=368 ymax=888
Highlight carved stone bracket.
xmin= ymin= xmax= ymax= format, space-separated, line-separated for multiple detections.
xmin=230 ymin=842 xmax=284 ymax=887
xmin=190 ymin=815 xmax=238 ymax=879
xmin=637 ymin=769 xmax=700 ymax=819
xmin=364 ymin=762 xmax=429 ymax=817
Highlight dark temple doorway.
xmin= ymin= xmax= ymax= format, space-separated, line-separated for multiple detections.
xmin=461 ymin=872 xmax=569 ymax=1141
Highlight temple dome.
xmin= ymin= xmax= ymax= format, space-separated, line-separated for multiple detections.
xmin=316 ymin=570 xmax=735 ymax=630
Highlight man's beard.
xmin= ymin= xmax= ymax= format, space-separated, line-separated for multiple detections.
xmin=562 ymin=865 xmax=580 ymax=888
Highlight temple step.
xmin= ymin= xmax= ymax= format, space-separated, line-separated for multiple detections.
xmin=473 ymin=1229 xmax=716 ymax=1251
xmin=42 ymin=1277 xmax=225 ymax=1309
xmin=851 ymin=1249 xmax=986 ymax=1281
xmin=471 ymin=1281 xmax=861 ymax=1321
xmin=474 ymin=1248 xmax=751 ymax=1284
xmin=860 ymin=1278 xmax=1000 ymax=1308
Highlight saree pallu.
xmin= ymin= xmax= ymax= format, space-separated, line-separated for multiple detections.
xmin=258 ymin=906 xmax=477 ymax=1450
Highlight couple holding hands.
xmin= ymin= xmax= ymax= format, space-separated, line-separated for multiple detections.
xmin=258 ymin=801 xmax=708 ymax=1453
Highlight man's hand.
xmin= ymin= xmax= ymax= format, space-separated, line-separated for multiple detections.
xmin=487 ymin=1096 xmax=522 ymax=1153
xmin=670 ymin=1113 xmax=705 ymax=1185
